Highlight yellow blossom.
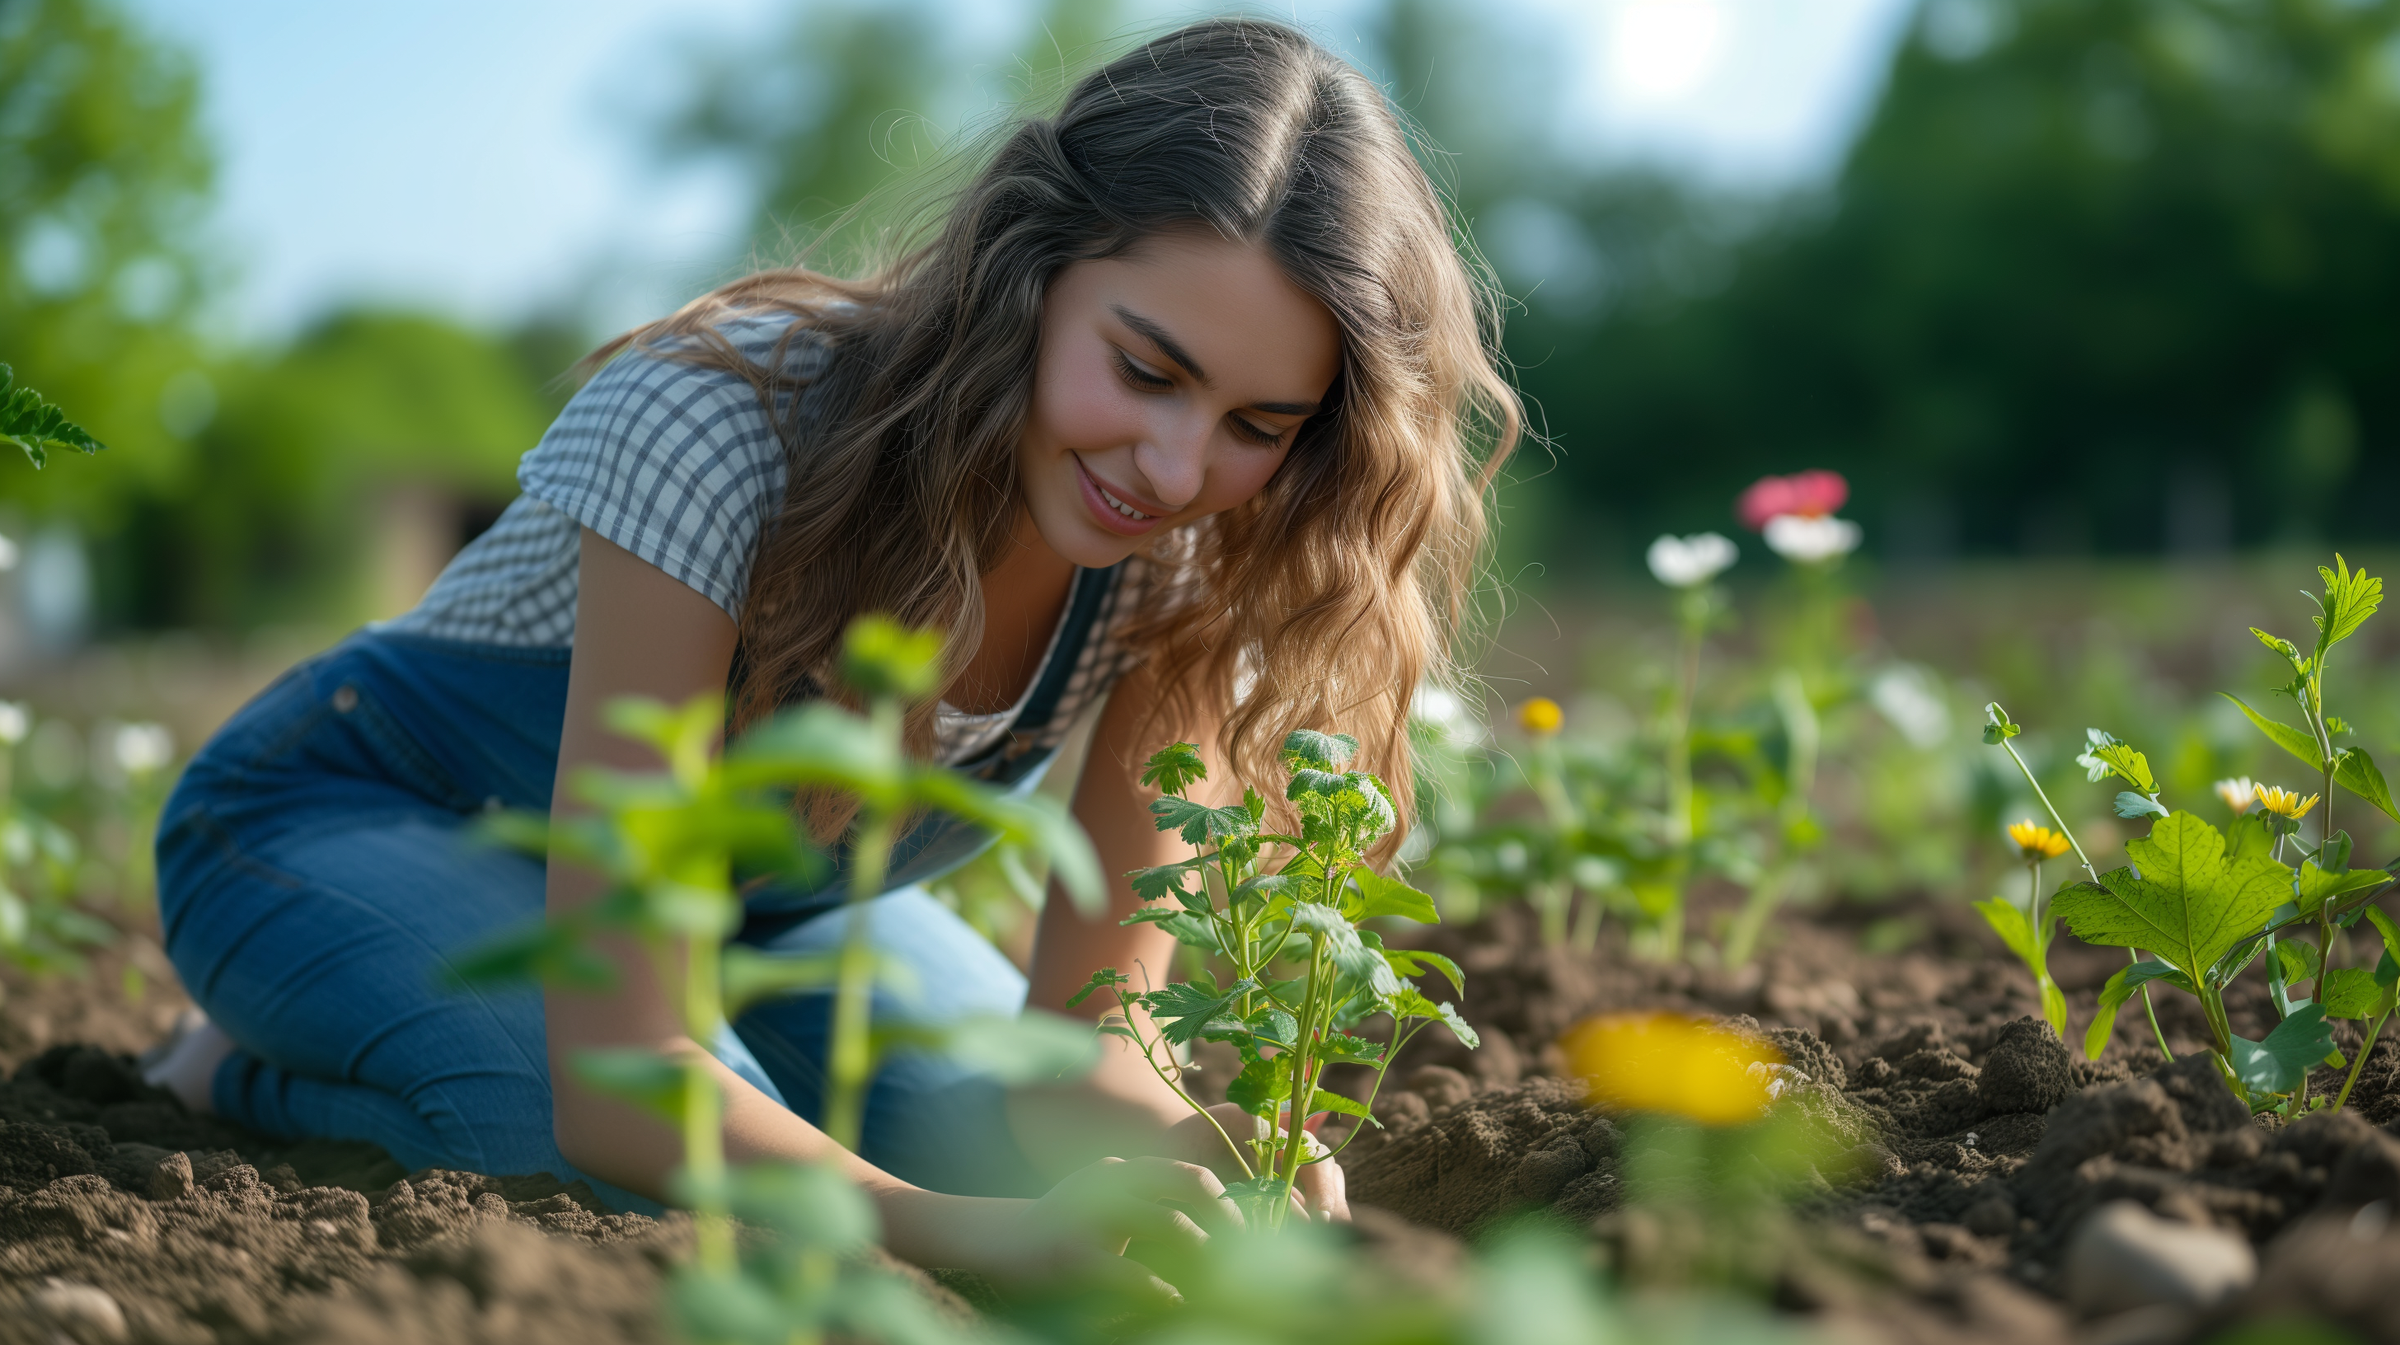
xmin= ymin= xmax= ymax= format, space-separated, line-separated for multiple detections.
xmin=2254 ymin=784 xmax=2320 ymax=820
xmin=2006 ymin=819 xmax=2071 ymax=862
xmin=2214 ymin=777 xmax=2256 ymax=815
xmin=1518 ymin=696 xmax=1564 ymax=736
xmin=1560 ymin=1012 xmax=1782 ymax=1126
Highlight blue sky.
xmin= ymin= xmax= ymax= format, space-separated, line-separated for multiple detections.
xmin=126 ymin=0 xmax=1916 ymax=341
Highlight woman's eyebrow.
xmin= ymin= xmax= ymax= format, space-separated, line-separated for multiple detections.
xmin=1112 ymin=304 xmax=1321 ymax=417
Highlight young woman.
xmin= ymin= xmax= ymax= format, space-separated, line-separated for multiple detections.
xmin=144 ymin=18 xmax=1515 ymax=1281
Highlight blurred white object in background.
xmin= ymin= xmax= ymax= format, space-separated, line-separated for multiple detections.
xmin=1646 ymin=532 xmax=1738 ymax=587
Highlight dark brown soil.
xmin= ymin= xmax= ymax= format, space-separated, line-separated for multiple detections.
xmin=10 ymin=897 xmax=2400 ymax=1343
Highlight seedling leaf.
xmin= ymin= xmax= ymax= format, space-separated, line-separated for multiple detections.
xmin=1139 ymin=742 xmax=1208 ymax=797
xmin=1380 ymin=945 xmax=1467 ymax=998
xmin=1308 ymin=1088 xmax=1374 ymax=1122
xmin=2084 ymin=959 xmax=2195 ymax=1059
xmin=2273 ymin=939 xmax=2321 ymax=987
xmin=1971 ymin=895 xmax=2040 ymax=967
xmin=2334 ymin=748 xmax=2400 ymax=826
xmin=2314 ymin=555 xmax=2382 ymax=653
xmin=2296 ymin=861 xmax=2392 ymax=918
xmin=1981 ymin=704 xmax=2020 ymax=744
xmin=2115 ymin=792 xmax=2168 ymax=820
xmin=2228 ymin=1004 xmax=2334 ymax=1096
xmin=2222 ymin=694 xmax=2327 ymax=773
xmin=2320 ymin=968 xmax=2396 ymax=1020
xmin=1063 ymin=967 xmax=1127 ymax=1010
xmin=1350 ymin=868 xmax=1440 ymax=924
xmin=1150 ymin=795 xmax=1257 ymax=846
xmin=2053 ymin=812 xmax=2291 ymax=982
xmin=1226 ymin=1056 xmax=1290 ymax=1118
xmin=1282 ymin=729 xmax=1360 ymax=769
xmin=0 ymin=364 xmax=106 ymax=468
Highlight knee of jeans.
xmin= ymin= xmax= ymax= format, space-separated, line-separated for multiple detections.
xmin=414 ymin=1062 xmax=567 ymax=1178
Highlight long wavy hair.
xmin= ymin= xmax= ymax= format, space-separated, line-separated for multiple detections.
xmin=590 ymin=17 xmax=1518 ymax=847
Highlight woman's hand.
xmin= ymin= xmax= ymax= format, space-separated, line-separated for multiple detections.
xmin=923 ymin=1156 xmax=1243 ymax=1298
xmin=1160 ymin=1102 xmax=1350 ymax=1224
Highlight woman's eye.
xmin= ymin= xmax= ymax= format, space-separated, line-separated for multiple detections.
xmin=1111 ymin=350 xmax=1173 ymax=391
xmin=1229 ymin=416 xmax=1284 ymax=447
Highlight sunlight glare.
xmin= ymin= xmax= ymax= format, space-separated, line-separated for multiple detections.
xmin=1609 ymin=0 xmax=1728 ymax=103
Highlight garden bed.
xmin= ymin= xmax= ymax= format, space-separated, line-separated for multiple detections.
xmin=6 ymin=900 xmax=2400 ymax=1344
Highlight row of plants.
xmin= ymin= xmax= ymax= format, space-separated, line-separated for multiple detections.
xmin=470 ymin=613 xmax=1803 ymax=1343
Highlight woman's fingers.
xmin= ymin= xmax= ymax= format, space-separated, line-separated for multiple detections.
xmin=1295 ymin=1154 xmax=1350 ymax=1223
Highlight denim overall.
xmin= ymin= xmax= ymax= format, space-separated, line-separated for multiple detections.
xmin=156 ymin=567 xmax=1120 ymax=1209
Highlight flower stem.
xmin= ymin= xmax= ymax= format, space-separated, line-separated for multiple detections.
xmin=824 ymin=808 xmax=896 ymax=1153
xmin=2335 ymin=1009 xmax=2390 ymax=1112
xmin=682 ymin=932 xmax=734 ymax=1277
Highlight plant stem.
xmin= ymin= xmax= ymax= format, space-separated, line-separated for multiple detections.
xmin=1991 ymin=719 xmax=2174 ymax=1061
xmin=1655 ymin=591 xmax=1706 ymax=963
xmin=681 ymin=932 xmax=735 ymax=1277
xmin=2334 ymin=1008 xmax=2390 ymax=1112
xmin=824 ymin=809 xmax=896 ymax=1153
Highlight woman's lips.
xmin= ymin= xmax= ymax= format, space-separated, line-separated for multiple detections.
xmin=1075 ymin=457 xmax=1166 ymax=537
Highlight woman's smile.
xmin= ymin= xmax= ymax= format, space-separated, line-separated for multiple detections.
xmin=1075 ymin=455 xmax=1169 ymax=535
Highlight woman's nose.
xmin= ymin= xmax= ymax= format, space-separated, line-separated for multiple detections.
xmin=1134 ymin=420 xmax=1209 ymax=510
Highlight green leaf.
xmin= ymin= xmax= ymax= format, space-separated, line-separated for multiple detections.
xmin=2222 ymin=694 xmax=2326 ymax=773
xmin=1139 ymin=741 xmax=1209 ymax=798
xmin=2253 ymin=627 xmax=2309 ymax=675
xmin=2225 ymin=813 xmax=2276 ymax=864
xmin=1150 ymin=795 xmax=1257 ymax=846
xmin=1392 ymin=987 xmax=1480 ymax=1049
xmin=2273 ymin=939 xmax=2321 ymax=987
xmin=1063 ymin=967 xmax=1127 ymax=1010
xmin=571 ymin=1048 xmax=700 ymax=1124
xmin=720 ymin=947 xmax=841 ymax=1017
xmin=2366 ymin=905 xmax=2400 ymax=964
xmin=2228 ymin=1004 xmax=2335 ymax=1096
xmin=0 ymin=364 xmax=107 ymax=468
xmin=1290 ymin=902 xmax=1402 ymax=998
xmin=1144 ymin=976 xmax=1253 ymax=1046
xmin=2296 ymin=861 xmax=2392 ymax=919
xmin=2114 ymin=792 xmax=2168 ymax=820
xmin=1226 ymin=1056 xmax=1290 ymax=1118
xmin=1981 ymin=703 xmax=2020 ymax=744
xmin=1319 ymin=1032 xmax=1388 ymax=1065
xmin=840 ymin=616 xmax=944 ymax=701
xmin=2335 ymin=748 xmax=2400 ymax=826
xmin=448 ymin=918 xmax=617 ymax=993
xmin=2313 ymin=555 xmax=2382 ymax=654
xmin=2079 ymin=733 xmax=2158 ymax=794
xmin=1378 ymin=944 xmax=1466 ymax=998
xmin=1350 ymin=869 xmax=1440 ymax=924
xmin=2042 ymin=978 xmax=2068 ymax=1041
xmin=2052 ymin=812 xmax=2291 ymax=982
xmin=1307 ymin=1088 xmax=1375 ymax=1123
xmin=901 ymin=1011 xmax=1098 ymax=1084
xmin=1127 ymin=858 xmax=1200 ymax=905
xmin=1281 ymin=729 xmax=1359 ymax=770
xmin=2320 ymin=968 xmax=2395 ymax=1020
xmin=1972 ymin=895 xmax=2041 ymax=967
xmin=2084 ymin=959 xmax=2198 ymax=1060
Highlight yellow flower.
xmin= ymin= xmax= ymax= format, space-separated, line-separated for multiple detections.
xmin=2214 ymin=777 xmax=2256 ymax=815
xmin=1518 ymin=696 xmax=1564 ymax=736
xmin=2007 ymin=819 xmax=2071 ymax=862
xmin=1560 ymin=1012 xmax=1782 ymax=1126
xmin=2254 ymin=784 xmax=2320 ymax=820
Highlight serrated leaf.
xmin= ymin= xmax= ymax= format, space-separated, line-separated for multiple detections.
xmin=1319 ymin=1032 xmax=1388 ymax=1064
xmin=1290 ymin=902 xmax=1402 ymax=997
xmin=2274 ymin=939 xmax=2322 ymax=986
xmin=1139 ymin=741 xmax=1209 ymax=798
xmin=2296 ymin=861 xmax=2392 ymax=919
xmin=1392 ymin=986 xmax=1480 ymax=1048
xmin=2320 ymin=967 xmax=2395 ymax=1020
xmin=1350 ymin=869 xmax=1440 ymax=924
xmin=1143 ymin=976 xmax=1253 ymax=1046
xmin=0 ymin=364 xmax=106 ymax=467
xmin=1150 ymin=795 xmax=1257 ymax=846
xmin=2335 ymin=748 xmax=2400 ymax=826
xmin=1282 ymin=729 xmax=1359 ymax=769
xmin=1063 ymin=966 xmax=1127 ymax=1010
xmin=2083 ymin=959 xmax=2195 ymax=1059
xmin=1127 ymin=859 xmax=1200 ymax=905
xmin=1307 ymin=1088 xmax=1375 ymax=1122
xmin=1226 ymin=1055 xmax=1290 ymax=1118
xmin=2115 ymin=791 xmax=2168 ymax=820
xmin=2314 ymin=555 xmax=2382 ymax=653
xmin=2228 ymin=1004 xmax=2334 ymax=1096
xmin=2053 ymin=812 xmax=2291 ymax=983
xmin=2223 ymin=694 xmax=2326 ymax=773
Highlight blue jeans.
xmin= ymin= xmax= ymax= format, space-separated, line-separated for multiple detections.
xmin=156 ymin=630 xmax=1046 ymax=1208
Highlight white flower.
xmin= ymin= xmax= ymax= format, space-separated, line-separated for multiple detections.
xmin=111 ymin=722 xmax=174 ymax=777
xmin=1646 ymin=532 xmax=1738 ymax=588
xmin=1762 ymin=513 xmax=1862 ymax=563
xmin=0 ymin=701 xmax=27 ymax=746
xmin=1409 ymin=684 xmax=1486 ymax=747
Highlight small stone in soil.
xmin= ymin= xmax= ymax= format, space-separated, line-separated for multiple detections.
xmin=2065 ymin=1200 xmax=2256 ymax=1316
xmin=33 ymin=1278 xmax=128 ymax=1342
xmin=149 ymin=1148 xmax=194 ymax=1201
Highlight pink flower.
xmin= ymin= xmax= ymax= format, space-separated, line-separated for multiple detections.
xmin=1736 ymin=470 xmax=1849 ymax=531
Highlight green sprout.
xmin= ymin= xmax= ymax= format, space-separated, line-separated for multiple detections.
xmin=461 ymin=614 xmax=1100 ymax=1342
xmin=0 ymin=364 xmax=106 ymax=468
xmin=1070 ymin=732 xmax=1477 ymax=1228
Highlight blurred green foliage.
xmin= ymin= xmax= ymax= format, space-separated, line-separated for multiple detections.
xmin=1499 ymin=0 xmax=2400 ymax=573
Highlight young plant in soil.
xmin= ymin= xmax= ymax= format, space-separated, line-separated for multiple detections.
xmin=1070 ymin=732 xmax=1477 ymax=1228
xmin=464 ymin=615 xmax=1099 ymax=1344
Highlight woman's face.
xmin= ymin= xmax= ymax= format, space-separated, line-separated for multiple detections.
xmin=1018 ymin=231 xmax=1342 ymax=569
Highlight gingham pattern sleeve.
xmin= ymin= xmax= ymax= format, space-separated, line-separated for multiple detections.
xmin=384 ymin=317 xmax=815 ymax=647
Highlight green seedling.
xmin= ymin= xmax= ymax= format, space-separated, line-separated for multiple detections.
xmin=462 ymin=615 xmax=1099 ymax=1344
xmin=0 ymin=364 xmax=105 ymax=468
xmin=1972 ymin=818 xmax=2071 ymax=1038
xmin=2322 ymin=905 xmax=2400 ymax=1113
xmin=1071 ymin=732 xmax=1477 ymax=1228
xmin=0 ymin=705 xmax=108 ymax=990
xmin=2222 ymin=554 xmax=2399 ymax=1008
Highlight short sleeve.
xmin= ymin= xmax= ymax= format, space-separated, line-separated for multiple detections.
xmin=516 ymin=316 xmax=811 ymax=618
